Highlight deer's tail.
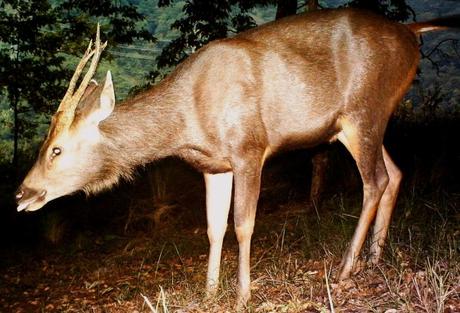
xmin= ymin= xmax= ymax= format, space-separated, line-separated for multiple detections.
xmin=408 ymin=14 xmax=460 ymax=34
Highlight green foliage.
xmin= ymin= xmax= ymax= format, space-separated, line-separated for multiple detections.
xmin=0 ymin=111 xmax=14 ymax=164
xmin=155 ymin=0 xmax=265 ymax=74
xmin=56 ymin=0 xmax=154 ymax=49
xmin=151 ymin=0 xmax=414 ymax=80
xmin=0 ymin=0 xmax=155 ymax=168
xmin=0 ymin=0 xmax=65 ymax=112
xmin=0 ymin=0 xmax=458 ymax=173
xmin=345 ymin=0 xmax=413 ymax=21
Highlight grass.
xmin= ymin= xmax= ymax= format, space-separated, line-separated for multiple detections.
xmin=0 ymin=172 xmax=458 ymax=312
xmin=129 ymin=188 xmax=459 ymax=312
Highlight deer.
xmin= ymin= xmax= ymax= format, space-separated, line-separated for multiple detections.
xmin=16 ymin=8 xmax=459 ymax=309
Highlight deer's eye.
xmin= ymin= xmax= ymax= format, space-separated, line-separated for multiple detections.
xmin=51 ymin=147 xmax=62 ymax=159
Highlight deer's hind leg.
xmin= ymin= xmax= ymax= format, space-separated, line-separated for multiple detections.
xmin=370 ymin=146 xmax=402 ymax=263
xmin=336 ymin=117 xmax=390 ymax=280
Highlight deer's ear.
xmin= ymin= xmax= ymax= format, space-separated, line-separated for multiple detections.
xmin=87 ymin=71 xmax=115 ymax=124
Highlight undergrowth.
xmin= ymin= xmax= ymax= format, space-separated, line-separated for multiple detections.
xmin=0 ymin=179 xmax=458 ymax=312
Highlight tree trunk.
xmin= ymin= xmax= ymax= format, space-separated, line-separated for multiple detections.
xmin=310 ymin=151 xmax=328 ymax=207
xmin=276 ymin=0 xmax=297 ymax=19
xmin=11 ymin=90 xmax=19 ymax=174
xmin=307 ymin=0 xmax=318 ymax=11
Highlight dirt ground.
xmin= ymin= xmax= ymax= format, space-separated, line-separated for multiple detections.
xmin=1 ymin=192 xmax=459 ymax=313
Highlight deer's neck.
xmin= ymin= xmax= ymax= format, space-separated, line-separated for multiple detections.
xmin=99 ymin=79 xmax=185 ymax=172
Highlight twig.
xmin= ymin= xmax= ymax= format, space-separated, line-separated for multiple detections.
xmin=141 ymin=293 xmax=158 ymax=313
xmin=158 ymin=286 xmax=168 ymax=313
xmin=324 ymin=260 xmax=335 ymax=313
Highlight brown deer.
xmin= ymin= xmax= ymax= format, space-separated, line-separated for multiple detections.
xmin=16 ymin=9 xmax=459 ymax=308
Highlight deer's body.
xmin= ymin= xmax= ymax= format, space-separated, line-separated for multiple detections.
xmin=101 ymin=9 xmax=418 ymax=172
xmin=16 ymin=8 xmax=459 ymax=309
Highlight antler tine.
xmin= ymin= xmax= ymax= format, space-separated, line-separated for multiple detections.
xmin=71 ymin=23 xmax=108 ymax=109
xmin=57 ymin=40 xmax=95 ymax=112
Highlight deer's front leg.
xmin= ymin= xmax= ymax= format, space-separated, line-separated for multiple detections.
xmin=204 ymin=172 xmax=233 ymax=297
xmin=232 ymin=159 xmax=263 ymax=309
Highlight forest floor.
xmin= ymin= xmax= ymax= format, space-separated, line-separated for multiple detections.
xmin=0 ymin=189 xmax=459 ymax=312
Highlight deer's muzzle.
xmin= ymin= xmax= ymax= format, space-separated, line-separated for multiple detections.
xmin=16 ymin=186 xmax=47 ymax=212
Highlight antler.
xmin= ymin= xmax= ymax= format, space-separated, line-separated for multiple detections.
xmin=57 ymin=24 xmax=108 ymax=126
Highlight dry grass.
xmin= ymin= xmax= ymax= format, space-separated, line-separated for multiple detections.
xmin=0 ymin=183 xmax=458 ymax=312
xmin=131 ymin=190 xmax=459 ymax=313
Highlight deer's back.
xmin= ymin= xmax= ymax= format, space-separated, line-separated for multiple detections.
xmin=177 ymin=8 xmax=419 ymax=159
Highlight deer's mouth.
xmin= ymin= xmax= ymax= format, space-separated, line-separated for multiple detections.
xmin=16 ymin=189 xmax=47 ymax=212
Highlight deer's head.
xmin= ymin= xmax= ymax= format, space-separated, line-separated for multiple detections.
xmin=16 ymin=26 xmax=116 ymax=212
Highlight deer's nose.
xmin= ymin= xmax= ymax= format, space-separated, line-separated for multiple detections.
xmin=15 ymin=189 xmax=24 ymax=200
xmin=15 ymin=186 xmax=46 ymax=203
